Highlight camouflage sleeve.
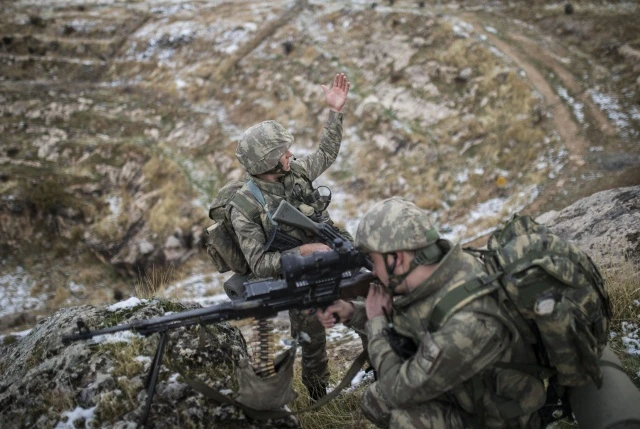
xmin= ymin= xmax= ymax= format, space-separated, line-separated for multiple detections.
xmin=345 ymin=300 xmax=368 ymax=330
xmin=230 ymin=207 xmax=301 ymax=279
xmin=295 ymin=110 xmax=343 ymax=182
xmin=365 ymin=310 xmax=511 ymax=408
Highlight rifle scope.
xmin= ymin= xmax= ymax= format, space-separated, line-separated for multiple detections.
xmin=280 ymin=238 xmax=370 ymax=284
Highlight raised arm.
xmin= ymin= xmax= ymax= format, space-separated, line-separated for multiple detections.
xmin=296 ymin=73 xmax=350 ymax=181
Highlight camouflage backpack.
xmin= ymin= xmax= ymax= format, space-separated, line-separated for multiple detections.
xmin=203 ymin=178 xmax=264 ymax=275
xmin=430 ymin=214 xmax=611 ymax=389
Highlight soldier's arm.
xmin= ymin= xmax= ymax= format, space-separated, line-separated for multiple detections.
xmin=230 ymin=207 xmax=300 ymax=279
xmin=365 ymin=310 xmax=510 ymax=408
xmin=294 ymin=110 xmax=344 ymax=182
xmin=296 ymin=73 xmax=349 ymax=181
xmin=344 ymin=300 xmax=368 ymax=330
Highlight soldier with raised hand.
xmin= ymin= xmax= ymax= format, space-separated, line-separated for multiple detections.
xmin=317 ymin=198 xmax=546 ymax=428
xmin=231 ymin=73 xmax=351 ymax=402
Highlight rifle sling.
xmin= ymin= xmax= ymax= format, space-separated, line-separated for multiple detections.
xmin=169 ymin=346 xmax=368 ymax=420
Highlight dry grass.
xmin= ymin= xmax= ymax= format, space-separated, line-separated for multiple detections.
xmin=142 ymin=155 xmax=197 ymax=236
xmin=290 ymin=359 xmax=376 ymax=429
xmin=599 ymin=258 xmax=640 ymax=331
xmin=134 ymin=264 xmax=178 ymax=299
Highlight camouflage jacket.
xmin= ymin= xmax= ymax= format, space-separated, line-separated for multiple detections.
xmin=350 ymin=245 xmax=546 ymax=428
xmin=230 ymin=111 xmax=344 ymax=279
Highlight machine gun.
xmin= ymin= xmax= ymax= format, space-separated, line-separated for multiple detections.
xmin=224 ymin=200 xmax=370 ymax=299
xmin=63 ymin=201 xmax=374 ymax=426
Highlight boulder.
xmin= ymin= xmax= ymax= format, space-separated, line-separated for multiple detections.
xmin=537 ymin=185 xmax=640 ymax=266
xmin=0 ymin=300 xmax=298 ymax=428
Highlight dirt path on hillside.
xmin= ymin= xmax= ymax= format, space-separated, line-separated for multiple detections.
xmin=464 ymin=14 xmax=591 ymax=167
xmin=506 ymin=32 xmax=615 ymax=137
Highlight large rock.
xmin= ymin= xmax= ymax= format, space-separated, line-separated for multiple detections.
xmin=537 ymin=186 xmax=640 ymax=265
xmin=0 ymin=300 xmax=298 ymax=429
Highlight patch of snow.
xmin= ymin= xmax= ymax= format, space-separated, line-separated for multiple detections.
xmin=556 ymin=86 xmax=585 ymax=124
xmin=69 ymin=281 xmax=85 ymax=293
xmin=621 ymin=322 xmax=640 ymax=356
xmin=488 ymin=46 xmax=508 ymax=60
xmin=0 ymin=328 xmax=32 ymax=343
xmin=188 ymin=293 xmax=230 ymax=307
xmin=106 ymin=195 xmax=121 ymax=217
xmin=93 ymin=330 xmax=142 ymax=344
xmin=327 ymin=324 xmax=361 ymax=343
xmin=452 ymin=25 xmax=469 ymax=38
xmin=107 ymin=297 xmax=146 ymax=311
xmin=0 ymin=266 xmax=47 ymax=318
xmin=55 ymin=406 xmax=96 ymax=429
xmin=589 ymin=146 xmax=604 ymax=152
xmin=484 ymin=26 xmax=498 ymax=34
xmin=456 ymin=169 xmax=469 ymax=183
xmin=162 ymin=272 xmax=228 ymax=305
xmin=135 ymin=355 xmax=152 ymax=370
xmin=345 ymin=369 xmax=375 ymax=393
xmin=589 ymin=90 xmax=633 ymax=135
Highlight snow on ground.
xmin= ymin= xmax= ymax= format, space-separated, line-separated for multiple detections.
xmin=161 ymin=272 xmax=229 ymax=306
xmin=55 ymin=406 xmax=96 ymax=429
xmin=0 ymin=266 xmax=47 ymax=318
xmin=107 ymin=297 xmax=146 ymax=311
xmin=92 ymin=330 xmax=143 ymax=344
xmin=443 ymin=184 xmax=540 ymax=243
xmin=589 ymin=90 xmax=636 ymax=137
xmin=0 ymin=328 xmax=32 ymax=343
xmin=556 ymin=86 xmax=585 ymax=125
xmin=327 ymin=324 xmax=361 ymax=344
xmin=621 ymin=322 xmax=640 ymax=357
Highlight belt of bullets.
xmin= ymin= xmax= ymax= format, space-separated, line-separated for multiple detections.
xmin=253 ymin=318 xmax=276 ymax=378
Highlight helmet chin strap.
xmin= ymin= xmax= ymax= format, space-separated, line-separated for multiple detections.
xmin=263 ymin=161 xmax=290 ymax=175
xmin=384 ymin=244 xmax=444 ymax=294
xmin=384 ymin=253 xmax=411 ymax=295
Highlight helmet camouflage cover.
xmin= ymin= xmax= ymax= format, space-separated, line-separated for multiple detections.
xmin=236 ymin=120 xmax=294 ymax=175
xmin=355 ymin=197 xmax=440 ymax=253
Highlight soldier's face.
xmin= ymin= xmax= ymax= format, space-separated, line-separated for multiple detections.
xmin=280 ymin=150 xmax=293 ymax=171
xmin=370 ymin=252 xmax=410 ymax=294
xmin=370 ymin=252 xmax=390 ymax=286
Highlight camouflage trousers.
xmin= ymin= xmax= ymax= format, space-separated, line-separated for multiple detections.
xmin=289 ymin=309 xmax=329 ymax=395
xmin=361 ymin=382 xmax=466 ymax=429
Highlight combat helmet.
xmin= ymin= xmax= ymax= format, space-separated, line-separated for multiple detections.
xmin=356 ymin=197 xmax=444 ymax=292
xmin=236 ymin=120 xmax=294 ymax=175
xmin=355 ymin=197 xmax=440 ymax=254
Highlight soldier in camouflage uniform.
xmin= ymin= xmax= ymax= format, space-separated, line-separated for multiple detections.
xmin=231 ymin=73 xmax=351 ymax=401
xmin=317 ymin=198 xmax=546 ymax=428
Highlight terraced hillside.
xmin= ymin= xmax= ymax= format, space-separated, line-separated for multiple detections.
xmin=1 ymin=0 xmax=639 ymax=329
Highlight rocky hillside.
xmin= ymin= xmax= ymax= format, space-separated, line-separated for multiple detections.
xmin=0 ymin=185 xmax=638 ymax=429
xmin=1 ymin=0 xmax=639 ymax=343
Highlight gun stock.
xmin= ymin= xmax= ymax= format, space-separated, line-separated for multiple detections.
xmin=272 ymin=200 xmax=322 ymax=236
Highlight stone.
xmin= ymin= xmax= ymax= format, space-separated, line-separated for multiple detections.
xmin=0 ymin=301 xmax=298 ymax=428
xmin=538 ymin=186 xmax=640 ymax=266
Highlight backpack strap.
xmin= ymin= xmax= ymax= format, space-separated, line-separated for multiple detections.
xmin=246 ymin=179 xmax=276 ymax=226
xmin=428 ymin=273 xmax=500 ymax=331
xmin=229 ymin=183 xmax=265 ymax=226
